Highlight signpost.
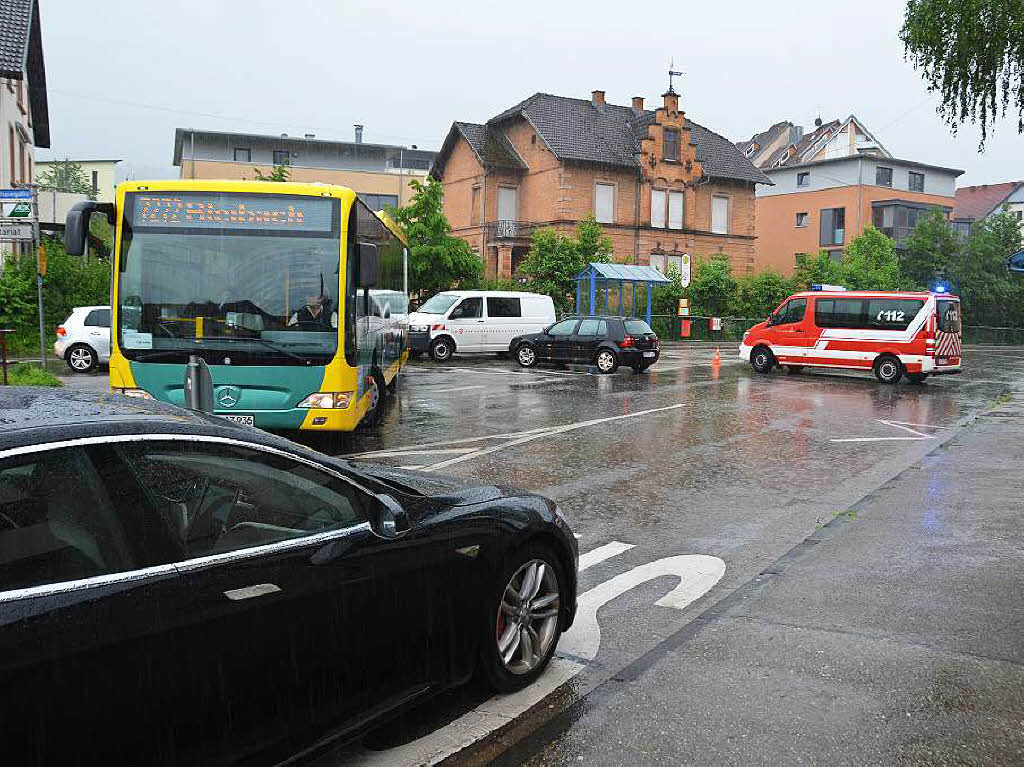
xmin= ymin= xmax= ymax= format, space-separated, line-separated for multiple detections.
xmin=1 ymin=184 xmax=44 ymax=365
xmin=679 ymin=253 xmax=692 ymax=288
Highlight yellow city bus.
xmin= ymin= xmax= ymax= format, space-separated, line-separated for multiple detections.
xmin=64 ymin=180 xmax=408 ymax=433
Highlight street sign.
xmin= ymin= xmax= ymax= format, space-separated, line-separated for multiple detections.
xmin=679 ymin=253 xmax=692 ymax=288
xmin=1 ymin=201 xmax=32 ymax=217
xmin=0 ymin=222 xmax=34 ymax=240
xmin=0 ymin=188 xmax=32 ymax=201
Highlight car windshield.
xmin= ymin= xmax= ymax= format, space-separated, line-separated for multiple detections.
xmin=624 ymin=319 xmax=655 ymax=335
xmin=117 ymin=193 xmax=341 ymax=366
xmin=418 ymin=293 xmax=461 ymax=315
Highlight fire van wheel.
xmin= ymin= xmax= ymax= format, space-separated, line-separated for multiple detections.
xmin=907 ymin=373 xmax=929 ymax=385
xmin=430 ymin=337 xmax=455 ymax=363
xmin=873 ymin=354 xmax=904 ymax=384
xmin=750 ymin=346 xmax=775 ymax=374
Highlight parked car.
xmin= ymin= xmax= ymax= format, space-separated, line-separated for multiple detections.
xmin=0 ymin=388 xmax=577 ymax=766
xmin=53 ymin=305 xmax=111 ymax=373
xmin=408 ymin=291 xmax=556 ymax=362
xmin=512 ymin=316 xmax=660 ymax=374
xmin=740 ymin=287 xmax=962 ymax=384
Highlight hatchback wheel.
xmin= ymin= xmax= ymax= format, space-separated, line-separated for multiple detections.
xmin=479 ymin=545 xmax=565 ymax=693
xmin=516 ymin=344 xmax=538 ymax=368
xmin=430 ymin=337 xmax=454 ymax=363
xmin=873 ymin=354 xmax=903 ymax=384
xmin=594 ymin=349 xmax=618 ymax=374
xmin=67 ymin=344 xmax=97 ymax=373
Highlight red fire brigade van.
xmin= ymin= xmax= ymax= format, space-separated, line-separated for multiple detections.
xmin=740 ymin=286 xmax=962 ymax=384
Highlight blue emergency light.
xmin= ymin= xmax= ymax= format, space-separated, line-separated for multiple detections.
xmin=930 ymin=279 xmax=952 ymax=294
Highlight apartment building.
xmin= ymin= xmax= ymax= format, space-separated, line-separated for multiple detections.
xmin=172 ymin=126 xmax=436 ymax=209
xmin=431 ymin=86 xmax=771 ymax=278
xmin=952 ymin=181 xmax=1024 ymax=237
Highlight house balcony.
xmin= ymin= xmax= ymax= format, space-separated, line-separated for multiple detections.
xmin=487 ymin=220 xmax=536 ymax=243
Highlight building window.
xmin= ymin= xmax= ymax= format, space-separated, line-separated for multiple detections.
xmin=595 ymin=182 xmax=615 ymax=223
xmin=16 ymin=78 xmax=25 ymax=113
xmin=663 ymin=129 xmax=680 ymax=162
xmin=234 ymin=148 xmax=251 ymax=162
xmin=909 ymin=171 xmax=925 ymax=192
xmin=1014 ymin=210 xmax=1023 ymax=221
xmin=498 ymin=186 xmax=517 ymax=221
xmin=952 ymin=221 xmax=972 ymax=236
xmin=272 ymin=149 xmax=290 ymax=166
xmin=744 ymin=144 xmax=758 ymax=158
xmin=470 ymin=185 xmax=482 ymax=225
xmin=797 ymin=172 xmax=810 ymax=187
xmin=651 ymin=189 xmax=666 ymax=228
xmin=796 ymin=212 xmax=809 ymax=228
xmin=711 ymin=195 xmax=730 ymax=234
xmin=820 ymin=207 xmax=846 ymax=246
xmin=876 ymin=166 xmax=893 ymax=187
xmin=668 ymin=191 xmax=684 ymax=230
xmin=8 ymin=126 xmax=14 ymax=185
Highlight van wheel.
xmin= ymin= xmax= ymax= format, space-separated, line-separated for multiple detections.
xmin=873 ymin=355 xmax=904 ymax=384
xmin=430 ymin=337 xmax=455 ymax=362
xmin=750 ymin=346 xmax=775 ymax=374
xmin=907 ymin=373 xmax=928 ymax=385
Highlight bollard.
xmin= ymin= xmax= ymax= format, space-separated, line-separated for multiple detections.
xmin=0 ymin=329 xmax=13 ymax=386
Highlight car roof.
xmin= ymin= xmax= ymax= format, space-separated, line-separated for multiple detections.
xmin=0 ymin=388 xmax=300 ymax=455
xmin=789 ymin=291 xmax=952 ymax=299
xmin=434 ymin=291 xmax=550 ymax=299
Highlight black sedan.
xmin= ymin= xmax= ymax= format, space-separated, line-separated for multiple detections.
xmin=0 ymin=389 xmax=577 ymax=766
xmin=511 ymin=316 xmax=660 ymax=373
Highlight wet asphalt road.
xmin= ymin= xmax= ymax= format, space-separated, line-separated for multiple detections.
xmin=60 ymin=344 xmax=1024 ymax=763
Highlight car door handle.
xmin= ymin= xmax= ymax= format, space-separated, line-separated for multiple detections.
xmin=476 ymin=319 xmax=485 ymax=323
xmin=223 ymin=583 xmax=281 ymax=601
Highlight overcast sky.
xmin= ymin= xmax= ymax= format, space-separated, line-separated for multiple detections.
xmin=37 ymin=0 xmax=1020 ymax=186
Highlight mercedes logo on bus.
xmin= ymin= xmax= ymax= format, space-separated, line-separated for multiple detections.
xmin=217 ymin=386 xmax=241 ymax=408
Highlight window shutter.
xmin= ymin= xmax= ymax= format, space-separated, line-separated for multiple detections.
xmin=596 ymin=183 xmax=614 ymax=223
xmin=668 ymin=192 xmax=683 ymax=229
xmin=651 ymin=189 xmax=666 ymax=228
xmin=711 ymin=196 xmax=729 ymax=234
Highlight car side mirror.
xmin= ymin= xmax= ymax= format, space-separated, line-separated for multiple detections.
xmin=371 ymin=493 xmax=411 ymax=539
xmin=357 ymin=241 xmax=379 ymax=288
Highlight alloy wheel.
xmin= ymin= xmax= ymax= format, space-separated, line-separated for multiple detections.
xmin=69 ymin=347 xmax=93 ymax=371
xmin=496 ymin=559 xmax=560 ymax=675
xmin=518 ymin=346 xmax=536 ymax=366
xmin=596 ymin=351 xmax=615 ymax=373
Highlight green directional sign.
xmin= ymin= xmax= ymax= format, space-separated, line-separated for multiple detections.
xmin=1 ymin=201 xmax=32 ymax=217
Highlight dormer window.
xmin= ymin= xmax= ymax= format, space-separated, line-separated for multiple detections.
xmin=663 ymin=129 xmax=680 ymax=162
xmin=744 ymin=144 xmax=758 ymax=158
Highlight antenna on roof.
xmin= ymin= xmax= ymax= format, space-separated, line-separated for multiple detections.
xmin=667 ymin=58 xmax=683 ymax=94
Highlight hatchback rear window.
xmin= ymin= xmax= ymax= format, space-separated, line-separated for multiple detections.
xmin=624 ymin=319 xmax=654 ymax=335
xmin=85 ymin=309 xmax=111 ymax=327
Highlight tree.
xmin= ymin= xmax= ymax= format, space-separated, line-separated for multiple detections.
xmin=792 ymin=250 xmax=841 ymax=289
xmin=900 ymin=210 xmax=962 ymax=288
xmin=954 ymin=207 xmax=1023 ymax=325
xmin=838 ymin=225 xmax=903 ymax=290
xmin=252 ymin=164 xmax=291 ymax=182
xmin=651 ymin=266 xmax=685 ymax=316
xmin=687 ymin=257 xmax=737 ymax=316
xmin=901 ymin=0 xmax=1024 ymax=146
xmin=37 ymin=159 xmax=94 ymax=198
xmin=732 ymin=270 xmax=795 ymax=318
xmin=389 ymin=177 xmax=482 ymax=298
xmin=518 ymin=214 xmax=612 ymax=313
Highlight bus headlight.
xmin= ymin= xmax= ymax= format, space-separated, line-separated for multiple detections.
xmin=116 ymin=388 xmax=153 ymax=399
xmin=297 ymin=392 xmax=353 ymax=409
xmin=410 ymin=324 xmax=429 ymax=332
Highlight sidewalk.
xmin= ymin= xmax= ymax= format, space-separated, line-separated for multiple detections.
xmin=515 ymin=394 xmax=1024 ymax=765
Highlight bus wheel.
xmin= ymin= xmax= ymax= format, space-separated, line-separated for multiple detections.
xmin=907 ymin=373 xmax=928 ymax=385
xmin=431 ymin=337 xmax=455 ymax=362
xmin=386 ymin=371 xmax=399 ymax=396
xmin=750 ymin=346 xmax=775 ymax=374
xmin=873 ymin=355 xmax=903 ymax=384
xmin=366 ymin=368 xmax=384 ymax=423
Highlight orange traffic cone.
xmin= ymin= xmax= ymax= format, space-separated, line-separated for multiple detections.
xmin=712 ymin=347 xmax=721 ymax=366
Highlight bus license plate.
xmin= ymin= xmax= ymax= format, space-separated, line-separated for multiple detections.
xmin=643 ymin=351 xmax=656 ymax=358
xmin=221 ymin=415 xmax=254 ymax=426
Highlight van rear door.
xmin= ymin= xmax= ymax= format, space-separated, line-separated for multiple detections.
xmin=935 ymin=298 xmax=962 ymax=364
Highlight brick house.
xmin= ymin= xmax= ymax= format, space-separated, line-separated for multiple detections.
xmin=430 ymin=88 xmax=771 ymax=278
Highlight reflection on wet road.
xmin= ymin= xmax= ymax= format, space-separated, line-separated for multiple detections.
xmin=319 ymin=344 xmax=1024 ymax=766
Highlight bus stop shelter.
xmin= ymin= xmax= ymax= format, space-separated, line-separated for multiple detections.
xmin=574 ymin=262 xmax=671 ymax=324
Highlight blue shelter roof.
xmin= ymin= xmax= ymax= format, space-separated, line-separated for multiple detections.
xmin=575 ymin=262 xmax=671 ymax=284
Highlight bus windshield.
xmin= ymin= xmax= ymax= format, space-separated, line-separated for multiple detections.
xmin=118 ymin=193 xmax=341 ymax=366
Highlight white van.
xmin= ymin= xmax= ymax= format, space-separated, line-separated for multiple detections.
xmin=408 ymin=291 xmax=557 ymax=362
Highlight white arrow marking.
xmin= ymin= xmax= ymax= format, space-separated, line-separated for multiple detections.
xmin=560 ymin=554 xmax=726 ymax=661
xmin=578 ymin=541 xmax=635 ymax=572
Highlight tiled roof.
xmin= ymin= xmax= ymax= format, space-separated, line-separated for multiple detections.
xmin=954 ymin=182 xmax=1023 ymax=221
xmin=454 ymin=122 xmax=526 ymax=170
xmin=0 ymin=0 xmax=48 ymax=147
xmin=736 ymin=121 xmax=792 ymax=156
xmin=486 ymin=93 xmax=772 ymax=185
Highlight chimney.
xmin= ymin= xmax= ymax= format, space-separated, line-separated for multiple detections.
xmin=662 ymin=91 xmax=679 ymax=114
xmin=280 ymin=133 xmax=288 ymax=137
xmin=354 ymin=124 xmax=364 ymax=144
xmin=591 ymin=90 xmax=606 ymax=106
xmin=631 ymin=96 xmax=644 ymax=113
xmin=304 ymin=132 xmax=315 ymax=140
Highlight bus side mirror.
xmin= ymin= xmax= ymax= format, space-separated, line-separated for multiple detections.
xmin=358 ymin=242 xmax=379 ymax=288
xmin=64 ymin=201 xmax=115 ymax=256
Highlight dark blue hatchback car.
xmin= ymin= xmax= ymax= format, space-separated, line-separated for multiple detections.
xmin=511 ymin=315 xmax=660 ymax=373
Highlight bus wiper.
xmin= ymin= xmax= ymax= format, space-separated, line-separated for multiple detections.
xmin=210 ymin=336 xmax=314 ymax=365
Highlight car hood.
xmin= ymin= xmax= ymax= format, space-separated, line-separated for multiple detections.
xmin=354 ymin=461 xmax=509 ymax=506
xmin=407 ymin=311 xmax=443 ymax=326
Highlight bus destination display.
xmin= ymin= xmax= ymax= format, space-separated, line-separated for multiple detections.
xmin=132 ymin=194 xmax=334 ymax=232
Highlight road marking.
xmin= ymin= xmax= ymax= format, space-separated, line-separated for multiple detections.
xmin=346 ymin=426 xmax=554 ymax=458
xmin=419 ymin=404 xmax=686 ymax=472
xmin=560 ymin=554 xmax=726 ymax=661
xmin=361 ymin=447 xmax=480 ymax=458
xmin=885 ymin=420 xmax=951 ymax=430
xmin=578 ymin=541 xmax=635 ymax=572
xmin=429 ymin=385 xmax=485 ymax=394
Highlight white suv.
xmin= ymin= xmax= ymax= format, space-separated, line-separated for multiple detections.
xmin=54 ymin=306 xmax=111 ymax=373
